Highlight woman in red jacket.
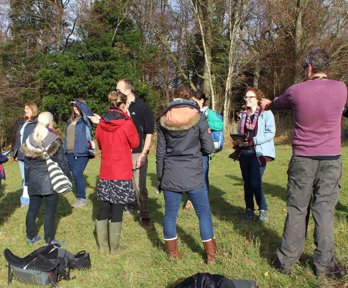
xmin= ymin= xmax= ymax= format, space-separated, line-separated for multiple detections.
xmin=95 ymin=90 xmax=139 ymax=253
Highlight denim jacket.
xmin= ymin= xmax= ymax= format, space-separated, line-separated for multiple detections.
xmin=237 ymin=110 xmax=276 ymax=159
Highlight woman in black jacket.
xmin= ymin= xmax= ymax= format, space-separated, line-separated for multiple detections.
xmin=156 ymin=86 xmax=216 ymax=263
xmin=21 ymin=112 xmax=70 ymax=245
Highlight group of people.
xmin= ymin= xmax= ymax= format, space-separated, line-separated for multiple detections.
xmin=3 ymin=48 xmax=348 ymax=275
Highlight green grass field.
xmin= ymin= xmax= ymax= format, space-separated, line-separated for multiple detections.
xmin=0 ymin=144 xmax=347 ymax=287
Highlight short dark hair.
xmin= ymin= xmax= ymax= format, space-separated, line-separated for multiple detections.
xmin=192 ymin=90 xmax=208 ymax=105
xmin=305 ymin=48 xmax=330 ymax=73
xmin=118 ymin=79 xmax=135 ymax=94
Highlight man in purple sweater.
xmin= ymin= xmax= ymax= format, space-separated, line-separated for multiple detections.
xmin=262 ymin=48 xmax=347 ymax=276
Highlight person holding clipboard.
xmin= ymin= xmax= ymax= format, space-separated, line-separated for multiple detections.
xmin=230 ymin=87 xmax=275 ymax=222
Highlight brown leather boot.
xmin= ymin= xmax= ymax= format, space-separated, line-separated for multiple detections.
xmin=203 ymin=239 xmax=217 ymax=264
xmin=165 ymin=239 xmax=182 ymax=260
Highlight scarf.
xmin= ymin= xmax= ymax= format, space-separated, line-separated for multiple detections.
xmin=240 ymin=107 xmax=261 ymax=136
xmin=25 ymin=131 xmax=59 ymax=153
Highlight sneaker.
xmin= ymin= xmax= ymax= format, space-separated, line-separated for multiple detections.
xmin=20 ymin=196 xmax=30 ymax=207
xmin=72 ymin=198 xmax=87 ymax=208
xmin=244 ymin=208 xmax=256 ymax=221
xmin=139 ymin=218 xmax=154 ymax=230
xmin=259 ymin=210 xmax=268 ymax=222
xmin=27 ymin=235 xmax=42 ymax=245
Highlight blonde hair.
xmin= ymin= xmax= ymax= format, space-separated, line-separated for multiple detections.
xmin=108 ymin=90 xmax=127 ymax=108
xmin=32 ymin=112 xmax=54 ymax=143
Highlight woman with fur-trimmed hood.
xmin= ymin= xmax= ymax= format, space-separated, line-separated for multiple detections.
xmin=156 ymin=86 xmax=217 ymax=264
xmin=21 ymin=111 xmax=70 ymax=245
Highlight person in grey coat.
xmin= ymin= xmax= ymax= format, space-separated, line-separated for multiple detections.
xmin=156 ymin=86 xmax=216 ymax=264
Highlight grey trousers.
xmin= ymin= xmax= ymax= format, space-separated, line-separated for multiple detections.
xmin=276 ymin=156 xmax=341 ymax=274
xmin=132 ymin=153 xmax=150 ymax=219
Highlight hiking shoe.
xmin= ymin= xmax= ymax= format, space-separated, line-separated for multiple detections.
xmin=273 ymin=258 xmax=291 ymax=275
xmin=72 ymin=198 xmax=87 ymax=208
xmin=244 ymin=209 xmax=256 ymax=220
xmin=140 ymin=218 xmax=154 ymax=230
xmin=315 ymin=263 xmax=347 ymax=278
xmin=27 ymin=235 xmax=42 ymax=245
xmin=259 ymin=210 xmax=268 ymax=222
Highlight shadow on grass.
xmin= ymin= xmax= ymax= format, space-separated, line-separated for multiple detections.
xmin=0 ymin=188 xmax=21 ymax=226
xmin=336 ymin=201 xmax=348 ymax=214
xmin=209 ymin=184 xmax=312 ymax=268
xmin=35 ymin=194 xmax=73 ymax=239
xmin=147 ymin=173 xmax=205 ymax=258
xmin=226 ymin=174 xmax=287 ymax=202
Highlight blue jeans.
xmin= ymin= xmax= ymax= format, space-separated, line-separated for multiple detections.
xmin=19 ymin=160 xmax=25 ymax=188
xmin=202 ymin=156 xmax=210 ymax=190
xmin=239 ymin=150 xmax=267 ymax=211
xmin=163 ymin=186 xmax=214 ymax=241
xmin=67 ymin=153 xmax=89 ymax=199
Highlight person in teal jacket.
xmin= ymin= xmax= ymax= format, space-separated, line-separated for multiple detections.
xmin=231 ymin=87 xmax=275 ymax=222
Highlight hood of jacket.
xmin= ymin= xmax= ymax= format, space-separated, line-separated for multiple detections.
xmin=20 ymin=132 xmax=61 ymax=160
xmin=160 ymin=100 xmax=200 ymax=131
xmin=99 ymin=109 xmax=129 ymax=132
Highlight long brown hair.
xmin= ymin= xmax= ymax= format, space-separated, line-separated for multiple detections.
xmin=24 ymin=101 xmax=38 ymax=120
xmin=69 ymin=98 xmax=85 ymax=123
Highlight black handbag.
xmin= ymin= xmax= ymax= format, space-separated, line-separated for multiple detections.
xmin=68 ymin=251 xmax=91 ymax=270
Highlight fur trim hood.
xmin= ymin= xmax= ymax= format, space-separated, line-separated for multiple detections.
xmin=20 ymin=138 xmax=62 ymax=160
xmin=160 ymin=100 xmax=200 ymax=131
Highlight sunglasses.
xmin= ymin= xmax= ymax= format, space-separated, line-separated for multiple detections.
xmin=244 ymin=96 xmax=256 ymax=100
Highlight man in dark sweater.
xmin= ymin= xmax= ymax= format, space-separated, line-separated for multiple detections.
xmin=116 ymin=79 xmax=155 ymax=229
xmin=262 ymin=48 xmax=347 ymax=276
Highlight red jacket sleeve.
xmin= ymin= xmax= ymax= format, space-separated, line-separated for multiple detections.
xmin=126 ymin=120 xmax=140 ymax=149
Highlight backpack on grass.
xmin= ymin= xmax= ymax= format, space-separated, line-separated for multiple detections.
xmin=4 ymin=244 xmax=91 ymax=286
xmin=204 ymin=109 xmax=224 ymax=152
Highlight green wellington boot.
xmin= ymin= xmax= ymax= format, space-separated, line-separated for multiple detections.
xmin=109 ymin=222 xmax=126 ymax=254
xmin=96 ymin=220 xmax=109 ymax=252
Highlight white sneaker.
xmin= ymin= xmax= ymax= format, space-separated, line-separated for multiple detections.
xmin=72 ymin=198 xmax=87 ymax=208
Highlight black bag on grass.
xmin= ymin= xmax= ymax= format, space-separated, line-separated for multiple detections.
xmin=4 ymin=244 xmax=91 ymax=286
xmin=174 ymin=273 xmax=259 ymax=288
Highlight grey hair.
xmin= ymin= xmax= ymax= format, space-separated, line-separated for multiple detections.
xmin=305 ymin=48 xmax=330 ymax=73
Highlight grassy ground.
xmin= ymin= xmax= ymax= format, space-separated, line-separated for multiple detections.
xmin=0 ymin=144 xmax=347 ymax=287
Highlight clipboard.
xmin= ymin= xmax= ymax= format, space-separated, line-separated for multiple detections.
xmin=230 ymin=134 xmax=245 ymax=142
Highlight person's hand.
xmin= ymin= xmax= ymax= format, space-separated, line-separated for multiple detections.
xmin=261 ymin=98 xmax=271 ymax=110
xmin=88 ymin=114 xmax=101 ymax=124
xmin=232 ymin=140 xmax=243 ymax=147
xmin=239 ymin=138 xmax=254 ymax=147
xmin=135 ymin=153 xmax=147 ymax=169
xmin=13 ymin=157 xmax=18 ymax=162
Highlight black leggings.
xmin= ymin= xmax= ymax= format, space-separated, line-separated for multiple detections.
xmin=98 ymin=201 xmax=125 ymax=222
